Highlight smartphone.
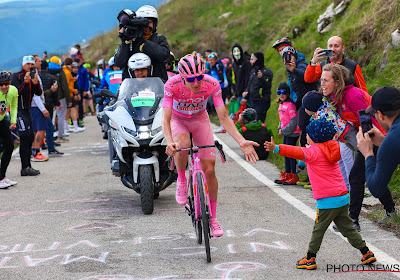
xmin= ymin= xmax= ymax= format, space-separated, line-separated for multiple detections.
xmin=53 ymin=80 xmax=58 ymax=86
xmin=283 ymin=52 xmax=292 ymax=64
xmin=319 ymin=49 xmax=333 ymax=57
xmin=30 ymin=67 xmax=36 ymax=79
xmin=0 ymin=100 xmax=6 ymax=112
xmin=359 ymin=110 xmax=374 ymax=136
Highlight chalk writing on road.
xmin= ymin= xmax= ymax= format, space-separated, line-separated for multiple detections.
xmin=79 ymin=261 xmax=267 ymax=280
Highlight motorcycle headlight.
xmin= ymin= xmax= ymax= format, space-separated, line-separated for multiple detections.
xmin=122 ymin=126 xmax=137 ymax=138
xmin=150 ymin=126 xmax=162 ymax=137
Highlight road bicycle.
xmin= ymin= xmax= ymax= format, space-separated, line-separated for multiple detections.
xmin=170 ymin=134 xmax=226 ymax=262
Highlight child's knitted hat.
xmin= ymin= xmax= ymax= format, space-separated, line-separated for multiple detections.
xmin=302 ymin=90 xmax=323 ymax=113
xmin=306 ymin=118 xmax=336 ymax=143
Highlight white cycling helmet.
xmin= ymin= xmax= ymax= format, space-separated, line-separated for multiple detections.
xmin=108 ymin=56 xmax=115 ymax=67
xmin=136 ymin=5 xmax=158 ymax=32
xmin=97 ymin=59 xmax=105 ymax=66
xmin=127 ymin=53 xmax=152 ymax=78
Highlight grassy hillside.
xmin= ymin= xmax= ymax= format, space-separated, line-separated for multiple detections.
xmin=83 ymin=0 xmax=400 ymax=199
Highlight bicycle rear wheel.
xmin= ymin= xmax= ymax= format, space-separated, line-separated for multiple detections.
xmin=197 ymin=173 xmax=211 ymax=263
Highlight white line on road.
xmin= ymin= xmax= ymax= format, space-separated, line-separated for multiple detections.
xmin=214 ymin=135 xmax=400 ymax=277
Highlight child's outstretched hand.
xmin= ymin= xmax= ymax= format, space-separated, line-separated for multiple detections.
xmin=264 ymin=137 xmax=277 ymax=152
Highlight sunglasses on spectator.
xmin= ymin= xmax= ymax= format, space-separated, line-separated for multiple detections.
xmin=0 ymin=82 xmax=10 ymax=86
xmin=276 ymin=90 xmax=287 ymax=95
xmin=186 ymin=75 xmax=204 ymax=83
xmin=208 ymin=54 xmax=216 ymax=58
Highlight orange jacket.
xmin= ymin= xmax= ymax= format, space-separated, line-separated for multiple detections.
xmin=304 ymin=57 xmax=368 ymax=93
xmin=62 ymin=65 xmax=75 ymax=97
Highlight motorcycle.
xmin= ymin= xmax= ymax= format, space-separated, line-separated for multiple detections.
xmin=97 ymin=77 xmax=176 ymax=215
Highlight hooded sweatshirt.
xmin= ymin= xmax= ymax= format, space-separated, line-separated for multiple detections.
xmin=246 ymin=52 xmax=273 ymax=102
xmin=232 ymin=43 xmax=252 ymax=98
xmin=276 ymin=140 xmax=348 ymax=209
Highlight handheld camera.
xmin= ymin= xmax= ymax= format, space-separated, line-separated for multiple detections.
xmin=358 ymin=110 xmax=374 ymax=137
xmin=117 ymin=9 xmax=149 ymax=40
xmin=30 ymin=67 xmax=36 ymax=79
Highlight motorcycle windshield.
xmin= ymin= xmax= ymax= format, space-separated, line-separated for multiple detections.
xmin=118 ymin=77 xmax=164 ymax=124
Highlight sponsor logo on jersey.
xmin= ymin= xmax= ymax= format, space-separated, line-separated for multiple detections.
xmin=164 ymin=90 xmax=173 ymax=97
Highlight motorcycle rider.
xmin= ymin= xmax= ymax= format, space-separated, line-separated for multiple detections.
xmin=127 ymin=53 xmax=152 ymax=78
xmin=114 ymin=5 xmax=170 ymax=81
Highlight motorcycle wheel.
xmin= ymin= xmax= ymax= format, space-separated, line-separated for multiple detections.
xmin=139 ymin=165 xmax=154 ymax=215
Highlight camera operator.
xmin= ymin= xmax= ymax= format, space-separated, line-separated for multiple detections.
xmin=114 ymin=5 xmax=170 ymax=82
xmin=356 ymin=86 xmax=400 ymax=223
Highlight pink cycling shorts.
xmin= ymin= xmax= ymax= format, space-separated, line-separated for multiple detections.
xmin=171 ymin=111 xmax=216 ymax=159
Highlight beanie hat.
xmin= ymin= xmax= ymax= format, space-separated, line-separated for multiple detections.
xmin=302 ymin=91 xmax=323 ymax=112
xmin=252 ymin=52 xmax=265 ymax=68
xmin=50 ymin=56 xmax=61 ymax=66
xmin=306 ymin=118 xmax=336 ymax=143
xmin=277 ymin=82 xmax=290 ymax=94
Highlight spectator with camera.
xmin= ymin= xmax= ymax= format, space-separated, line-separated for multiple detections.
xmin=114 ymin=5 xmax=170 ymax=82
xmin=356 ymin=86 xmax=400 ymax=224
xmin=11 ymin=55 xmax=41 ymax=176
xmin=0 ymin=70 xmax=18 ymax=188
xmin=242 ymin=52 xmax=273 ymax=123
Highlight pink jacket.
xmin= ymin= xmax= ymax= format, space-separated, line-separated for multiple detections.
xmin=278 ymin=101 xmax=300 ymax=134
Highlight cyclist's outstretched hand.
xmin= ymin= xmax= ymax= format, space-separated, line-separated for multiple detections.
xmin=240 ymin=140 xmax=259 ymax=164
xmin=264 ymin=136 xmax=276 ymax=152
xmin=166 ymin=142 xmax=178 ymax=156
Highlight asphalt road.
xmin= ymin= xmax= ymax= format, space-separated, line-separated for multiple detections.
xmin=1 ymin=115 xmax=400 ymax=280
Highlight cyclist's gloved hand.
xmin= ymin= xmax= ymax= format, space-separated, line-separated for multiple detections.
xmin=166 ymin=142 xmax=178 ymax=156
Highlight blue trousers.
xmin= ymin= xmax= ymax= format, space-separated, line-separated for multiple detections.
xmin=46 ymin=117 xmax=55 ymax=151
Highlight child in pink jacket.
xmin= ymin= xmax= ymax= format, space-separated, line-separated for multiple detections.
xmin=265 ymin=118 xmax=376 ymax=270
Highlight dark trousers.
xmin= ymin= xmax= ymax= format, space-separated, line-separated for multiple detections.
xmin=45 ymin=109 xmax=55 ymax=151
xmin=0 ymin=119 xmax=14 ymax=179
xmin=17 ymin=111 xmax=34 ymax=169
xmin=252 ymin=98 xmax=270 ymax=123
xmin=298 ymin=107 xmax=310 ymax=147
xmin=283 ymin=136 xmax=297 ymax=173
xmin=349 ymin=147 xmax=395 ymax=220
xmin=222 ymin=87 xmax=231 ymax=103
xmin=309 ymin=204 xmax=366 ymax=254
xmin=78 ymin=89 xmax=84 ymax=121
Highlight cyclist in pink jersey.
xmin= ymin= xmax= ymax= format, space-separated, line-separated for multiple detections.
xmin=162 ymin=53 xmax=259 ymax=237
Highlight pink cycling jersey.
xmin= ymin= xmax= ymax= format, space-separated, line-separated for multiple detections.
xmin=163 ymin=74 xmax=225 ymax=118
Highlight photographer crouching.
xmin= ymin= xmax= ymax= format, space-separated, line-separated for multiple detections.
xmin=356 ymin=87 xmax=400 ymax=223
xmin=114 ymin=5 xmax=170 ymax=82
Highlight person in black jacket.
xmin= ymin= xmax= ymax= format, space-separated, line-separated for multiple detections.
xmin=243 ymin=52 xmax=273 ymax=123
xmin=40 ymin=60 xmax=64 ymax=156
xmin=10 ymin=55 xmax=41 ymax=176
xmin=114 ymin=5 xmax=170 ymax=81
xmin=231 ymin=43 xmax=251 ymax=103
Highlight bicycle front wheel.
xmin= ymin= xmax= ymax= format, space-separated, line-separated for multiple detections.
xmin=197 ymin=173 xmax=211 ymax=263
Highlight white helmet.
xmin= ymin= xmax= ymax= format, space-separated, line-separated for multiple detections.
xmin=97 ymin=59 xmax=105 ymax=66
xmin=108 ymin=56 xmax=115 ymax=67
xmin=128 ymin=53 xmax=151 ymax=70
xmin=136 ymin=5 xmax=158 ymax=19
xmin=136 ymin=5 xmax=158 ymax=32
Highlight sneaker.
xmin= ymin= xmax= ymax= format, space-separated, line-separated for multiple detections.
xmin=31 ymin=152 xmax=49 ymax=162
xmin=274 ymin=171 xmax=288 ymax=184
xmin=361 ymin=250 xmax=376 ymax=265
xmin=54 ymin=142 xmax=61 ymax=147
xmin=55 ymin=137 xmax=69 ymax=143
xmin=175 ymin=181 xmax=188 ymax=205
xmin=303 ymin=184 xmax=312 ymax=189
xmin=0 ymin=179 xmax=11 ymax=189
xmin=41 ymin=143 xmax=48 ymax=150
xmin=296 ymin=256 xmax=317 ymax=270
xmin=73 ymin=127 xmax=86 ymax=133
xmin=63 ymin=130 xmax=70 ymax=136
xmin=21 ymin=167 xmax=40 ymax=176
xmin=283 ymin=173 xmax=299 ymax=185
xmin=48 ymin=149 xmax=64 ymax=157
xmin=1 ymin=177 xmax=17 ymax=186
xmin=213 ymin=127 xmax=226 ymax=133
xmin=210 ymin=218 xmax=224 ymax=237
xmin=377 ymin=210 xmax=398 ymax=225
xmin=296 ymin=175 xmax=310 ymax=185
xmin=68 ymin=124 xmax=74 ymax=129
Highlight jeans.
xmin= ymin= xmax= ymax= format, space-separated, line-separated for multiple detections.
xmin=283 ymin=136 xmax=298 ymax=173
xmin=349 ymin=147 xmax=396 ymax=220
xmin=46 ymin=117 xmax=55 ymax=151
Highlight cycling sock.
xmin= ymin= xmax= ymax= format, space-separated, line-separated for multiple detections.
xmin=210 ymin=199 xmax=217 ymax=219
xmin=73 ymin=120 xmax=79 ymax=130
xmin=177 ymin=169 xmax=186 ymax=182
xmin=64 ymin=120 xmax=69 ymax=130
xmin=31 ymin=148 xmax=38 ymax=157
